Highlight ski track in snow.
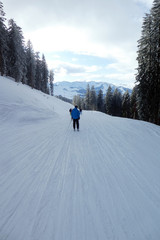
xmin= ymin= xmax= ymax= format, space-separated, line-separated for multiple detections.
xmin=0 ymin=77 xmax=160 ymax=240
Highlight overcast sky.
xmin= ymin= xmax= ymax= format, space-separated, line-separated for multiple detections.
xmin=3 ymin=0 xmax=153 ymax=87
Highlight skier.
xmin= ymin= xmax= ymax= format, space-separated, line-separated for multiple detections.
xmin=71 ymin=105 xmax=80 ymax=131
xmin=69 ymin=108 xmax=72 ymax=119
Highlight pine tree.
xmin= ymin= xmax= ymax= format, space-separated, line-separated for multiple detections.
xmin=105 ymin=86 xmax=113 ymax=115
xmin=130 ymin=86 xmax=138 ymax=119
xmin=136 ymin=13 xmax=153 ymax=122
xmin=97 ymin=89 xmax=104 ymax=112
xmin=0 ymin=2 xmax=8 ymax=76
xmin=90 ymin=85 xmax=97 ymax=110
xmin=7 ymin=19 xmax=26 ymax=82
xmin=49 ymin=69 xmax=54 ymax=96
xmin=35 ymin=52 xmax=42 ymax=90
xmin=122 ymin=91 xmax=130 ymax=118
xmin=72 ymin=95 xmax=78 ymax=107
xmin=25 ymin=40 xmax=36 ymax=88
xmin=72 ymin=95 xmax=82 ymax=108
xmin=136 ymin=0 xmax=160 ymax=124
xmin=85 ymin=84 xmax=90 ymax=110
xmin=112 ymin=88 xmax=122 ymax=116
xmin=41 ymin=54 xmax=48 ymax=93
xmin=81 ymin=98 xmax=85 ymax=110
xmin=150 ymin=0 xmax=160 ymax=124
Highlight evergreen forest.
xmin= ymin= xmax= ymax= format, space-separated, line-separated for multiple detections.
xmin=0 ymin=1 xmax=54 ymax=95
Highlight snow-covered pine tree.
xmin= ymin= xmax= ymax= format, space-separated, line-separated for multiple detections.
xmin=136 ymin=13 xmax=153 ymax=122
xmin=85 ymin=84 xmax=91 ymax=110
xmin=105 ymin=85 xmax=113 ymax=115
xmin=72 ymin=95 xmax=82 ymax=109
xmin=122 ymin=90 xmax=130 ymax=118
xmin=41 ymin=54 xmax=48 ymax=94
xmin=150 ymin=0 xmax=160 ymax=124
xmin=35 ymin=52 xmax=42 ymax=91
xmin=25 ymin=40 xmax=36 ymax=88
xmin=49 ymin=69 xmax=54 ymax=96
xmin=90 ymin=85 xmax=97 ymax=110
xmin=0 ymin=1 xmax=8 ymax=76
xmin=7 ymin=19 xmax=26 ymax=82
xmin=97 ymin=89 xmax=104 ymax=112
xmin=136 ymin=0 xmax=160 ymax=124
xmin=72 ymin=95 xmax=78 ymax=107
xmin=80 ymin=98 xmax=85 ymax=110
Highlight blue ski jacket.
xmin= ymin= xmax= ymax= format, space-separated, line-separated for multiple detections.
xmin=71 ymin=107 xmax=80 ymax=120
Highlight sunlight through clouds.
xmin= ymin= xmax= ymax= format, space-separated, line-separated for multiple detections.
xmin=3 ymin=0 xmax=152 ymax=86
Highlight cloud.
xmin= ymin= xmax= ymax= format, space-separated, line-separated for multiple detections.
xmin=51 ymin=60 xmax=101 ymax=75
xmin=48 ymin=58 xmax=135 ymax=87
xmin=2 ymin=0 xmax=151 ymax=86
xmin=4 ymin=0 xmax=146 ymax=46
xmin=134 ymin=0 xmax=153 ymax=8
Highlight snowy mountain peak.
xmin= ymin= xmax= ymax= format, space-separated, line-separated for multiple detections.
xmin=54 ymin=81 xmax=132 ymax=99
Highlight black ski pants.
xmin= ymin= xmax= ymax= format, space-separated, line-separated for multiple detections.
xmin=73 ymin=118 xmax=79 ymax=130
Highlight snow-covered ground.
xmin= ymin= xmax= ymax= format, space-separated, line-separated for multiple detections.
xmin=0 ymin=76 xmax=160 ymax=240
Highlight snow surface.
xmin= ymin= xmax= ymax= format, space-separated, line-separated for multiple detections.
xmin=0 ymin=76 xmax=160 ymax=240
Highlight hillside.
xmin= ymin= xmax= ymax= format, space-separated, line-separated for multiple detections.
xmin=0 ymin=76 xmax=160 ymax=240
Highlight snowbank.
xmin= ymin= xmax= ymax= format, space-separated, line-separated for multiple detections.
xmin=0 ymin=76 xmax=160 ymax=240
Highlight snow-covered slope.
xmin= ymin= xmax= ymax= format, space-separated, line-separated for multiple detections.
xmin=0 ymin=76 xmax=160 ymax=240
xmin=54 ymin=81 xmax=132 ymax=99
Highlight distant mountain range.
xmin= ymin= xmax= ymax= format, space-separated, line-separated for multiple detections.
xmin=54 ymin=81 xmax=132 ymax=100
